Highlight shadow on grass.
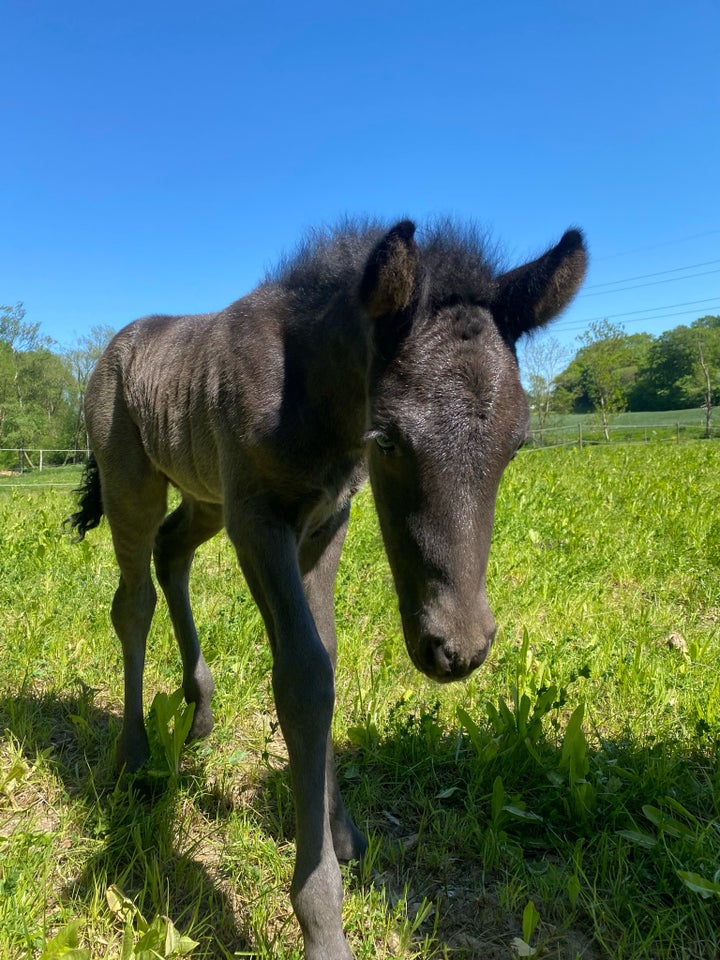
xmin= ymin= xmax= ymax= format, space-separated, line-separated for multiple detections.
xmin=2 ymin=684 xmax=719 ymax=959
xmin=330 ymin=701 xmax=720 ymax=960
xmin=0 ymin=686 xmax=252 ymax=958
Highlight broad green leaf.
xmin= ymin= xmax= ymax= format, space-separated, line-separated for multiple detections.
xmin=616 ymin=829 xmax=657 ymax=848
xmin=560 ymin=703 xmax=587 ymax=775
xmin=0 ymin=755 xmax=30 ymax=795
xmin=173 ymin=699 xmax=196 ymax=751
xmin=456 ymin=705 xmax=481 ymax=746
xmin=436 ymin=786 xmax=461 ymax=800
xmin=121 ymin=923 xmax=135 ymax=960
xmin=533 ymin=684 xmax=559 ymax=719
xmin=567 ymin=874 xmax=581 ymax=906
xmin=40 ymin=950 xmax=89 ymax=960
xmin=106 ymin=884 xmax=142 ymax=924
xmin=491 ymin=776 xmax=505 ymax=822
xmin=136 ymin=926 xmax=163 ymax=950
xmin=661 ymin=796 xmax=700 ymax=826
xmin=166 ymin=920 xmax=200 ymax=956
xmin=38 ymin=921 xmax=89 ymax=959
xmin=502 ymin=805 xmax=543 ymax=822
xmin=642 ymin=805 xmax=695 ymax=839
xmin=677 ymin=871 xmax=720 ymax=898
xmin=522 ymin=900 xmax=540 ymax=943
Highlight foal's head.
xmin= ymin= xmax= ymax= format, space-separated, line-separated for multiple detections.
xmin=359 ymin=220 xmax=586 ymax=681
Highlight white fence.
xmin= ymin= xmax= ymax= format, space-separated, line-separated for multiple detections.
xmin=526 ymin=420 xmax=716 ymax=449
xmin=0 ymin=448 xmax=89 ymax=472
xmin=0 ymin=422 xmax=717 ymax=473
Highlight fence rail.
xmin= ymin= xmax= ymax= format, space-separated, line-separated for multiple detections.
xmin=0 ymin=447 xmax=89 ymax=473
xmin=0 ymin=423 xmax=718 ymax=475
xmin=526 ymin=420 xmax=718 ymax=449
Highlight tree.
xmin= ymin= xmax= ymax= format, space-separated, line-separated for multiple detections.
xmin=571 ymin=320 xmax=632 ymax=440
xmin=640 ymin=325 xmax=698 ymax=410
xmin=691 ymin=317 xmax=720 ymax=437
xmin=521 ymin=335 xmax=569 ymax=438
xmin=63 ymin=325 xmax=115 ymax=455
xmin=0 ymin=302 xmax=54 ymax=451
xmin=637 ymin=316 xmax=720 ymax=414
xmin=0 ymin=301 xmax=45 ymax=353
xmin=697 ymin=340 xmax=714 ymax=438
xmin=0 ymin=305 xmax=114 ymax=465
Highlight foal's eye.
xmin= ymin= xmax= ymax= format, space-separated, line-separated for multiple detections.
xmin=374 ymin=434 xmax=397 ymax=455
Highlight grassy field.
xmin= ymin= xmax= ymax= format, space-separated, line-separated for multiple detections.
xmin=1 ymin=444 xmax=719 ymax=958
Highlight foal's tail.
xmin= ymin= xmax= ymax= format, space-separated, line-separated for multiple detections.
xmin=67 ymin=453 xmax=104 ymax=541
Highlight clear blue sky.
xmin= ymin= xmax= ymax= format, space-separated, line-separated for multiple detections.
xmin=3 ymin=0 xmax=718 ymax=358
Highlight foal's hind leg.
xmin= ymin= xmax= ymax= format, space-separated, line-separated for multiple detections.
xmin=300 ymin=506 xmax=367 ymax=863
xmin=153 ymin=497 xmax=223 ymax=741
xmin=101 ymin=466 xmax=169 ymax=772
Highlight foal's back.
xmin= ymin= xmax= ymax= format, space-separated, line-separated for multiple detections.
xmin=85 ymin=274 xmax=368 ymax=509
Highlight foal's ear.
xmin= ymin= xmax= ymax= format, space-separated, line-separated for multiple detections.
xmin=359 ymin=220 xmax=419 ymax=320
xmin=492 ymin=229 xmax=587 ymax=342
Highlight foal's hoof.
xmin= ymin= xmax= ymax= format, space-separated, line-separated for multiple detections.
xmin=186 ymin=704 xmax=214 ymax=742
xmin=184 ymin=660 xmax=215 ymax=742
xmin=332 ymin=819 xmax=368 ymax=863
xmin=115 ymin=727 xmax=151 ymax=775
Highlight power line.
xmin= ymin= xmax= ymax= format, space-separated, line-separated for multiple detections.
xmin=593 ymin=228 xmax=720 ymax=261
xmin=553 ymin=296 xmax=720 ymax=331
xmin=582 ymin=258 xmax=720 ymax=291
xmin=535 ymin=232 xmax=720 ymax=338
xmin=579 ymin=267 xmax=720 ymax=298
xmin=557 ymin=307 xmax=720 ymax=335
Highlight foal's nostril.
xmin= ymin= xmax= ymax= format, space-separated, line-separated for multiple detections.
xmin=429 ymin=635 xmax=453 ymax=674
xmin=420 ymin=629 xmax=494 ymax=681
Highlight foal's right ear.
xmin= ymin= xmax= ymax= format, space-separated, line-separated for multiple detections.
xmin=359 ymin=220 xmax=419 ymax=320
xmin=492 ymin=229 xmax=587 ymax=342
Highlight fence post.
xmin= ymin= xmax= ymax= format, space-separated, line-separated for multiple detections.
xmin=39 ymin=450 xmax=43 ymax=471
xmin=18 ymin=449 xmax=23 ymax=474
xmin=578 ymin=423 xmax=583 ymax=450
xmin=676 ymin=423 xmax=680 ymax=444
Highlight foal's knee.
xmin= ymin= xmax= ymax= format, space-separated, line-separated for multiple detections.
xmin=272 ymin=643 xmax=335 ymax=734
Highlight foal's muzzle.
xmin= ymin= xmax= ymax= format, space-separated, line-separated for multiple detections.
xmin=406 ymin=595 xmax=497 ymax=683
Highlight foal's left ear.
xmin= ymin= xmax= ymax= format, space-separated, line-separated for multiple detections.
xmin=359 ymin=220 xmax=419 ymax=320
xmin=492 ymin=229 xmax=587 ymax=342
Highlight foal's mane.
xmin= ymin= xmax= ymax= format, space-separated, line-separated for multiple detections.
xmin=264 ymin=216 xmax=504 ymax=310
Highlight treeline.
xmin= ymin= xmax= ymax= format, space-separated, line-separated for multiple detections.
xmin=523 ymin=315 xmax=720 ymax=439
xmin=3 ymin=300 xmax=719 ymax=461
xmin=0 ymin=302 xmax=114 ymax=462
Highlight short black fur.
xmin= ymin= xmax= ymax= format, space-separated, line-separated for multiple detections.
xmin=72 ymin=216 xmax=587 ymax=960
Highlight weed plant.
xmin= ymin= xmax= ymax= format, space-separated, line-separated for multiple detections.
xmin=1 ymin=444 xmax=719 ymax=958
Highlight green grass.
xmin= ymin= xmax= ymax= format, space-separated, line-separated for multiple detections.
xmin=1 ymin=443 xmax=720 ymax=958
xmin=0 ymin=463 xmax=83 ymax=494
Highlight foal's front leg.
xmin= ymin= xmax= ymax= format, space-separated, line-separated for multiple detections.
xmin=228 ymin=514 xmax=353 ymax=960
xmin=300 ymin=508 xmax=367 ymax=864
